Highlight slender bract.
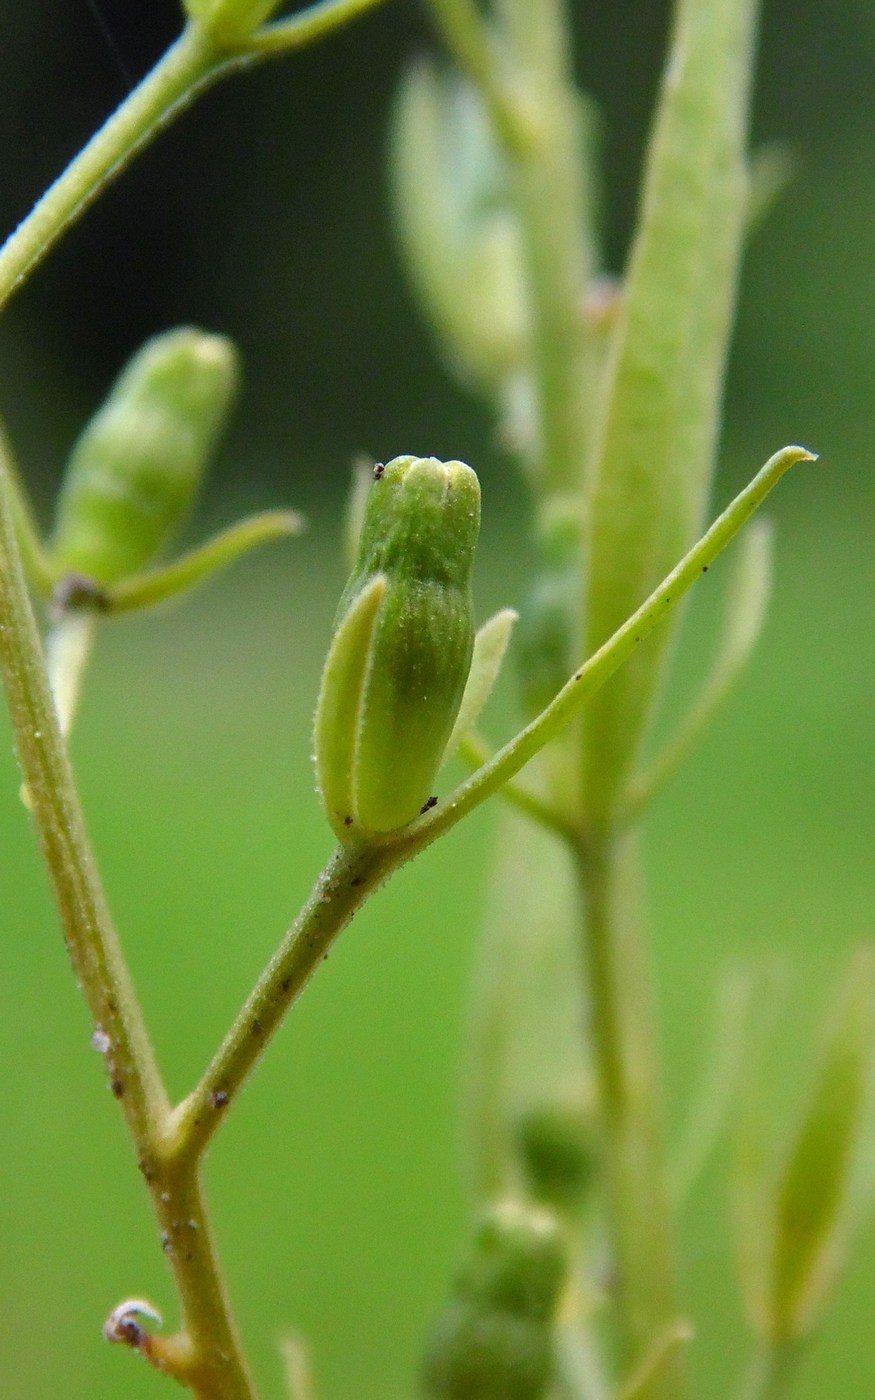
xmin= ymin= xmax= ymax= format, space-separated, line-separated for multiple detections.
xmin=314 ymin=455 xmax=480 ymax=839
xmin=50 ymin=328 xmax=238 ymax=588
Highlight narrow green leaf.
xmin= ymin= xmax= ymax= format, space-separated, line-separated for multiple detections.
xmin=103 ymin=509 xmax=302 ymax=614
xmin=313 ymin=573 xmax=387 ymax=840
xmin=769 ymin=946 xmax=875 ymax=1342
xmin=444 ymin=607 xmax=518 ymax=762
xmin=582 ymin=0 xmax=761 ymax=821
xmin=616 ymin=1320 xmax=695 ymax=1400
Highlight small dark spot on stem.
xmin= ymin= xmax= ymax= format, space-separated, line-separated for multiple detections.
xmin=350 ymin=876 xmax=364 ymax=887
xmin=252 ymin=1018 xmax=263 ymax=1037
xmin=111 ymin=1078 xmax=125 ymax=1098
xmin=281 ymin=977 xmax=292 ymax=992
xmin=210 ymin=1089 xmax=230 ymax=1109
xmin=702 ymin=565 xmax=709 ymax=573
xmin=575 ymin=672 xmax=582 ymax=681
xmin=344 ymin=815 xmax=353 ymax=827
xmin=420 ymin=795 xmax=438 ymax=814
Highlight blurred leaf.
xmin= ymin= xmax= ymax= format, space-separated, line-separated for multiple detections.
xmin=582 ymin=0 xmax=761 ymax=821
xmin=625 ymin=519 xmax=773 ymax=821
xmin=769 ymin=945 xmax=875 ymax=1342
xmin=463 ymin=808 xmax=591 ymax=1203
xmin=444 ymin=607 xmax=518 ymax=763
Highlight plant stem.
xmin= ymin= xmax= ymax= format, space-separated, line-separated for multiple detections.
xmin=0 ymin=418 xmax=259 ymax=1398
xmin=149 ymin=1165 xmax=258 ymax=1400
xmin=737 ymin=1343 xmax=796 ymax=1400
xmin=0 ymin=443 xmax=167 ymax=1146
xmin=0 ymin=26 xmax=221 ymax=313
xmin=167 ymin=842 xmax=395 ymax=1160
xmin=492 ymin=0 xmax=596 ymax=496
xmin=574 ymin=833 xmax=684 ymax=1400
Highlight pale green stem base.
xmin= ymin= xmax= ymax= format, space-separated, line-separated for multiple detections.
xmin=737 ymin=1343 xmax=798 ymax=1400
xmin=574 ymin=833 xmax=686 ymax=1400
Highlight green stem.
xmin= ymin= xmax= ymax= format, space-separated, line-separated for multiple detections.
xmin=492 ymin=0 xmax=596 ymax=495
xmin=245 ymin=0 xmax=390 ymax=58
xmin=574 ymin=834 xmax=683 ymax=1399
xmin=148 ymin=1165 xmax=258 ymax=1400
xmin=167 ymin=842 xmax=394 ymax=1159
xmin=425 ymin=0 xmax=529 ymax=152
xmin=0 ymin=441 xmax=167 ymax=1146
xmin=0 ymin=0 xmax=393 ymax=314
xmin=0 ymin=403 xmax=258 ymax=1399
xmin=0 ymin=25 xmax=221 ymax=312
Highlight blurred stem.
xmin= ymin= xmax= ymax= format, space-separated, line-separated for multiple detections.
xmin=737 ymin=1343 xmax=796 ymax=1400
xmin=428 ymin=0 xmax=594 ymax=493
xmin=573 ymin=833 xmax=685 ymax=1400
xmin=493 ymin=0 xmax=595 ymax=495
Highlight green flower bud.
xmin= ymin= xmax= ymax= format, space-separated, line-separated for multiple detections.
xmin=421 ymin=1200 xmax=566 ymax=1400
xmin=514 ymin=1101 xmax=596 ymax=1215
xmin=50 ymin=328 xmax=238 ymax=589
xmin=184 ymin=0 xmax=282 ymax=44
xmin=314 ymin=455 xmax=479 ymax=840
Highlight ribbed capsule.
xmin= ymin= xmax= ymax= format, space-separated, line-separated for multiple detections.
xmin=314 ymin=455 xmax=480 ymax=841
xmin=50 ymin=328 xmax=238 ymax=588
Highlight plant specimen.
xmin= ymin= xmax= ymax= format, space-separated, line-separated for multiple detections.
xmin=0 ymin=2 xmax=870 ymax=1400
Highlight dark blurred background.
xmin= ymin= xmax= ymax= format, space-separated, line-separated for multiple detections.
xmin=0 ymin=2 xmax=873 ymax=1397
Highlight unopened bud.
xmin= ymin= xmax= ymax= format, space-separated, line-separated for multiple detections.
xmin=314 ymin=455 xmax=479 ymax=840
xmin=514 ymin=1101 xmax=596 ymax=1214
xmin=421 ymin=1200 xmax=566 ymax=1400
xmin=50 ymin=328 xmax=238 ymax=589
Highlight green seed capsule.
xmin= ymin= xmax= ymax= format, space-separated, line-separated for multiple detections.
xmin=50 ymin=328 xmax=238 ymax=588
xmin=314 ymin=455 xmax=480 ymax=840
xmin=421 ymin=1200 xmax=566 ymax=1400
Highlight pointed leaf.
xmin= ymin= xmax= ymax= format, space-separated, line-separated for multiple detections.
xmin=103 ymin=509 xmax=303 ymax=614
xmin=444 ymin=607 xmax=518 ymax=762
xmin=313 ymin=573 xmax=387 ymax=840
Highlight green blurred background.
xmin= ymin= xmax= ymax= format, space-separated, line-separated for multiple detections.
xmin=0 ymin=1 xmax=873 ymax=1396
